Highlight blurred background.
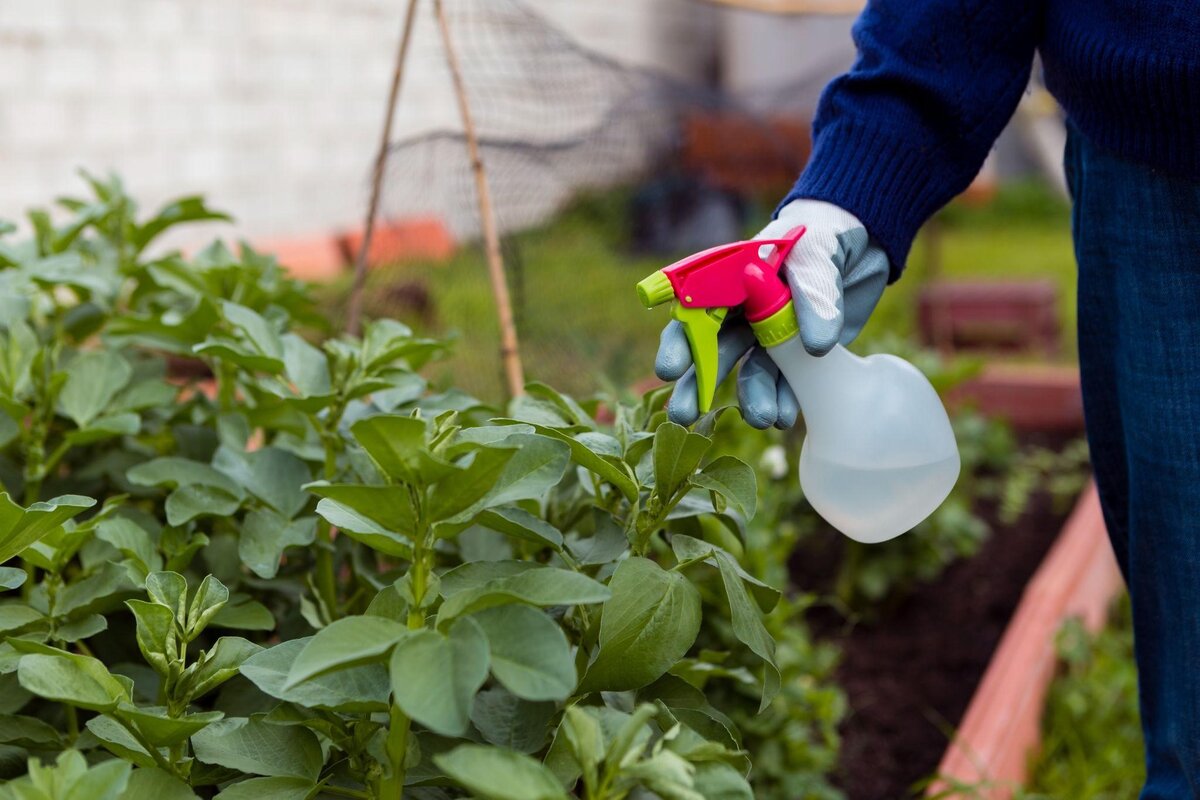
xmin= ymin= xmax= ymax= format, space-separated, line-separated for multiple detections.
xmin=0 ymin=0 xmax=1075 ymax=403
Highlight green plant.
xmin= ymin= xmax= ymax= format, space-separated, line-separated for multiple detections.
xmin=997 ymin=438 xmax=1090 ymax=525
xmin=1021 ymin=596 xmax=1142 ymax=799
xmin=0 ymin=174 xmax=836 ymax=799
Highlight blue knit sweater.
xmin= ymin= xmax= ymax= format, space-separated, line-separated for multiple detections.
xmin=781 ymin=0 xmax=1200 ymax=280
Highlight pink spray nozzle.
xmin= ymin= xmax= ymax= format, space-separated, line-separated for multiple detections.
xmin=635 ymin=226 xmax=806 ymax=414
xmin=658 ymin=226 xmax=804 ymax=321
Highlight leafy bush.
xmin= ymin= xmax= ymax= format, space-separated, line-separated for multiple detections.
xmin=0 ymin=175 xmax=843 ymax=799
xmin=1021 ymin=597 xmax=1141 ymax=800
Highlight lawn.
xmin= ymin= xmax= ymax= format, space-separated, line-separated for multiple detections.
xmin=320 ymin=181 xmax=1076 ymax=403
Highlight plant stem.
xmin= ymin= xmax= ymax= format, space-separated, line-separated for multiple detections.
xmin=380 ymin=486 xmax=431 ymax=799
xmin=313 ymin=415 xmax=344 ymax=620
xmin=64 ymin=705 xmax=78 ymax=743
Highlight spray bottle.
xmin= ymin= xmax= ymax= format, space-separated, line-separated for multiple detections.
xmin=637 ymin=226 xmax=960 ymax=544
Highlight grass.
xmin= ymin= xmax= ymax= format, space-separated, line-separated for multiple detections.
xmin=1020 ymin=596 xmax=1143 ymax=799
xmin=318 ymin=181 xmax=1076 ymax=404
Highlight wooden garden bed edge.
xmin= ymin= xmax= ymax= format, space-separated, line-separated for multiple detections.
xmin=926 ymin=482 xmax=1122 ymax=798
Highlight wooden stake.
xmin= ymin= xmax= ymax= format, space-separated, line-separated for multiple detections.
xmin=346 ymin=0 xmax=421 ymax=337
xmin=434 ymin=0 xmax=526 ymax=399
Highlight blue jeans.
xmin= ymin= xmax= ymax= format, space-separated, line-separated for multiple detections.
xmin=1066 ymin=122 xmax=1200 ymax=798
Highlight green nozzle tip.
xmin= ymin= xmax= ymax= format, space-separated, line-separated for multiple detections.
xmin=636 ymin=271 xmax=674 ymax=308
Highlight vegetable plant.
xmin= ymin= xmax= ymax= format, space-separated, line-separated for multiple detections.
xmin=0 ymin=174 xmax=844 ymax=799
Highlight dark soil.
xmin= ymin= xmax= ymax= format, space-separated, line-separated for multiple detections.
xmin=794 ymin=493 xmax=1075 ymax=800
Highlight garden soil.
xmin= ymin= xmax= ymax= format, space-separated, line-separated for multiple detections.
xmin=794 ymin=493 xmax=1074 ymax=800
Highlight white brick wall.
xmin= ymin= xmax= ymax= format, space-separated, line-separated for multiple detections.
xmin=0 ymin=0 xmax=716 ymax=248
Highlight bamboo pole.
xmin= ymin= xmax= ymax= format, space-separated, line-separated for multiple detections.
xmin=433 ymin=0 xmax=526 ymax=399
xmin=346 ymin=0 xmax=421 ymax=337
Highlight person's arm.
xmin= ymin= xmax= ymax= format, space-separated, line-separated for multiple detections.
xmin=782 ymin=0 xmax=1045 ymax=279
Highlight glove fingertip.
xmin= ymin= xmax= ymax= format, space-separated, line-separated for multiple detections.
xmin=774 ymin=379 xmax=800 ymax=430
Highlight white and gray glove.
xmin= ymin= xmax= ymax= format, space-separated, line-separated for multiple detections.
xmin=656 ymin=199 xmax=891 ymax=428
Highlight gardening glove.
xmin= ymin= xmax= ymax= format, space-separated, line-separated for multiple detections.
xmin=656 ymin=199 xmax=890 ymax=429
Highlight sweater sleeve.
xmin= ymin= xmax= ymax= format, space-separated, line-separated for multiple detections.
xmin=779 ymin=0 xmax=1045 ymax=280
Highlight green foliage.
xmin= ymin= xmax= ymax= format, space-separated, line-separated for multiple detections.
xmin=0 ymin=175 xmax=843 ymax=798
xmin=1021 ymin=597 xmax=1142 ymax=800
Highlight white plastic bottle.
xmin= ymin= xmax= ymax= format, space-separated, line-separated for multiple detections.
xmin=766 ymin=337 xmax=960 ymax=543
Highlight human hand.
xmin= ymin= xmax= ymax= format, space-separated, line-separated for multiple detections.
xmin=655 ymin=199 xmax=890 ymax=429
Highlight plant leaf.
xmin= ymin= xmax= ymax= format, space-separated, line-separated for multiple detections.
xmin=58 ymin=350 xmax=133 ymax=428
xmin=437 ymin=564 xmax=610 ymax=625
xmin=578 ymin=557 xmax=701 ymax=693
xmin=214 ymin=777 xmax=316 ymax=800
xmin=473 ymin=605 xmax=576 ymax=701
xmin=476 ymin=506 xmax=563 ymax=550
xmin=241 ymin=638 xmax=390 ymax=713
xmin=390 ymin=617 xmax=489 ymax=736
xmin=470 ymin=687 xmax=556 ymax=754
xmin=286 ymin=616 xmax=409 ymax=687
xmin=351 ymin=415 xmax=453 ymax=486
xmin=191 ymin=715 xmax=323 ymax=780
xmin=714 ymin=551 xmax=780 ymax=710
xmin=0 ymin=493 xmax=96 ymax=564
xmin=690 ymin=456 xmax=757 ymax=519
xmin=652 ymin=422 xmax=711 ymax=498
xmin=17 ymin=649 xmax=130 ymax=712
xmin=239 ymin=510 xmax=317 ymax=580
xmin=435 ymin=744 xmax=569 ymax=800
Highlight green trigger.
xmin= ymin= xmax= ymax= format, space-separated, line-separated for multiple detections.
xmin=672 ymin=303 xmax=728 ymax=414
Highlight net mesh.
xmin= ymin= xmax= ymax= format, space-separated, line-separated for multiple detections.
xmin=366 ymin=0 xmax=843 ymax=399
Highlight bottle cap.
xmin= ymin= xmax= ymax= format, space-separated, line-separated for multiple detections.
xmin=749 ymin=301 xmax=800 ymax=347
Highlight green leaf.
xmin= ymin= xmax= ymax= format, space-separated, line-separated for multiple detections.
xmin=126 ymin=599 xmax=177 ymax=676
xmin=429 ymin=436 xmax=570 ymax=526
xmin=670 ymin=534 xmax=779 ymax=614
xmin=214 ymin=777 xmax=316 ymax=800
xmin=58 ymin=350 xmax=133 ymax=428
xmin=714 ymin=551 xmax=779 ymax=710
xmin=437 ymin=564 xmax=610 ymax=625
xmin=132 ymin=194 xmax=231 ymax=252
xmin=165 ymin=484 xmax=242 ymax=527
xmin=145 ymin=571 xmax=188 ymax=623
xmin=84 ymin=715 xmax=160 ymax=769
xmin=690 ymin=456 xmax=757 ymax=519
xmin=476 ymin=506 xmax=563 ymax=550
xmin=351 ymin=415 xmax=453 ymax=486
xmin=239 ymin=510 xmax=317 ymax=580
xmin=0 ymin=714 xmax=62 ymax=748
xmin=470 ymin=688 xmax=556 ymax=754
xmin=652 ymin=422 xmax=711 ymax=498
xmin=187 ymin=636 xmax=263 ymax=700
xmin=286 ymin=616 xmax=409 ymax=686
xmin=214 ymin=447 xmax=312 ymax=519
xmin=96 ymin=518 xmax=162 ymax=580
xmin=125 ymin=768 xmax=200 ymax=800
xmin=691 ymin=762 xmax=754 ymax=800
xmin=473 ymin=605 xmax=576 ymax=701
xmin=116 ymin=704 xmax=223 ymax=747
xmin=390 ymin=618 xmax=489 ymax=736
xmin=579 ymin=557 xmax=701 ymax=693
xmin=241 ymin=638 xmax=390 ymax=713
xmin=191 ymin=715 xmax=323 ymax=780
xmin=19 ymin=750 xmax=131 ymax=800
xmin=126 ymin=457 xmax=243 ymax=497
xmin=435 ymin=744 xmax=569 ymax=800
xmin=307 ymin=484 xmax=415 ymax=549
xmin=211 ymin=596 xmax=275 ymax=631
xmin=186 ymin=574 xmax=229 ymax=636
xmin=0 ymin=604 xmax=45 ymax=635
xmin=494 ymin=420 xmax=638 ymax=503
xmin=0 ymin=566 xmax=24 ymax=591
xmin=565 ymin=511 xmax=629 ymax=566
xmin=221 ymin=301 xmax=284 ymax=362
xmin=17 ymin=649 xmax=130 ymax=712
xmin=0 ymin=493 xmax=96 ymax=564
